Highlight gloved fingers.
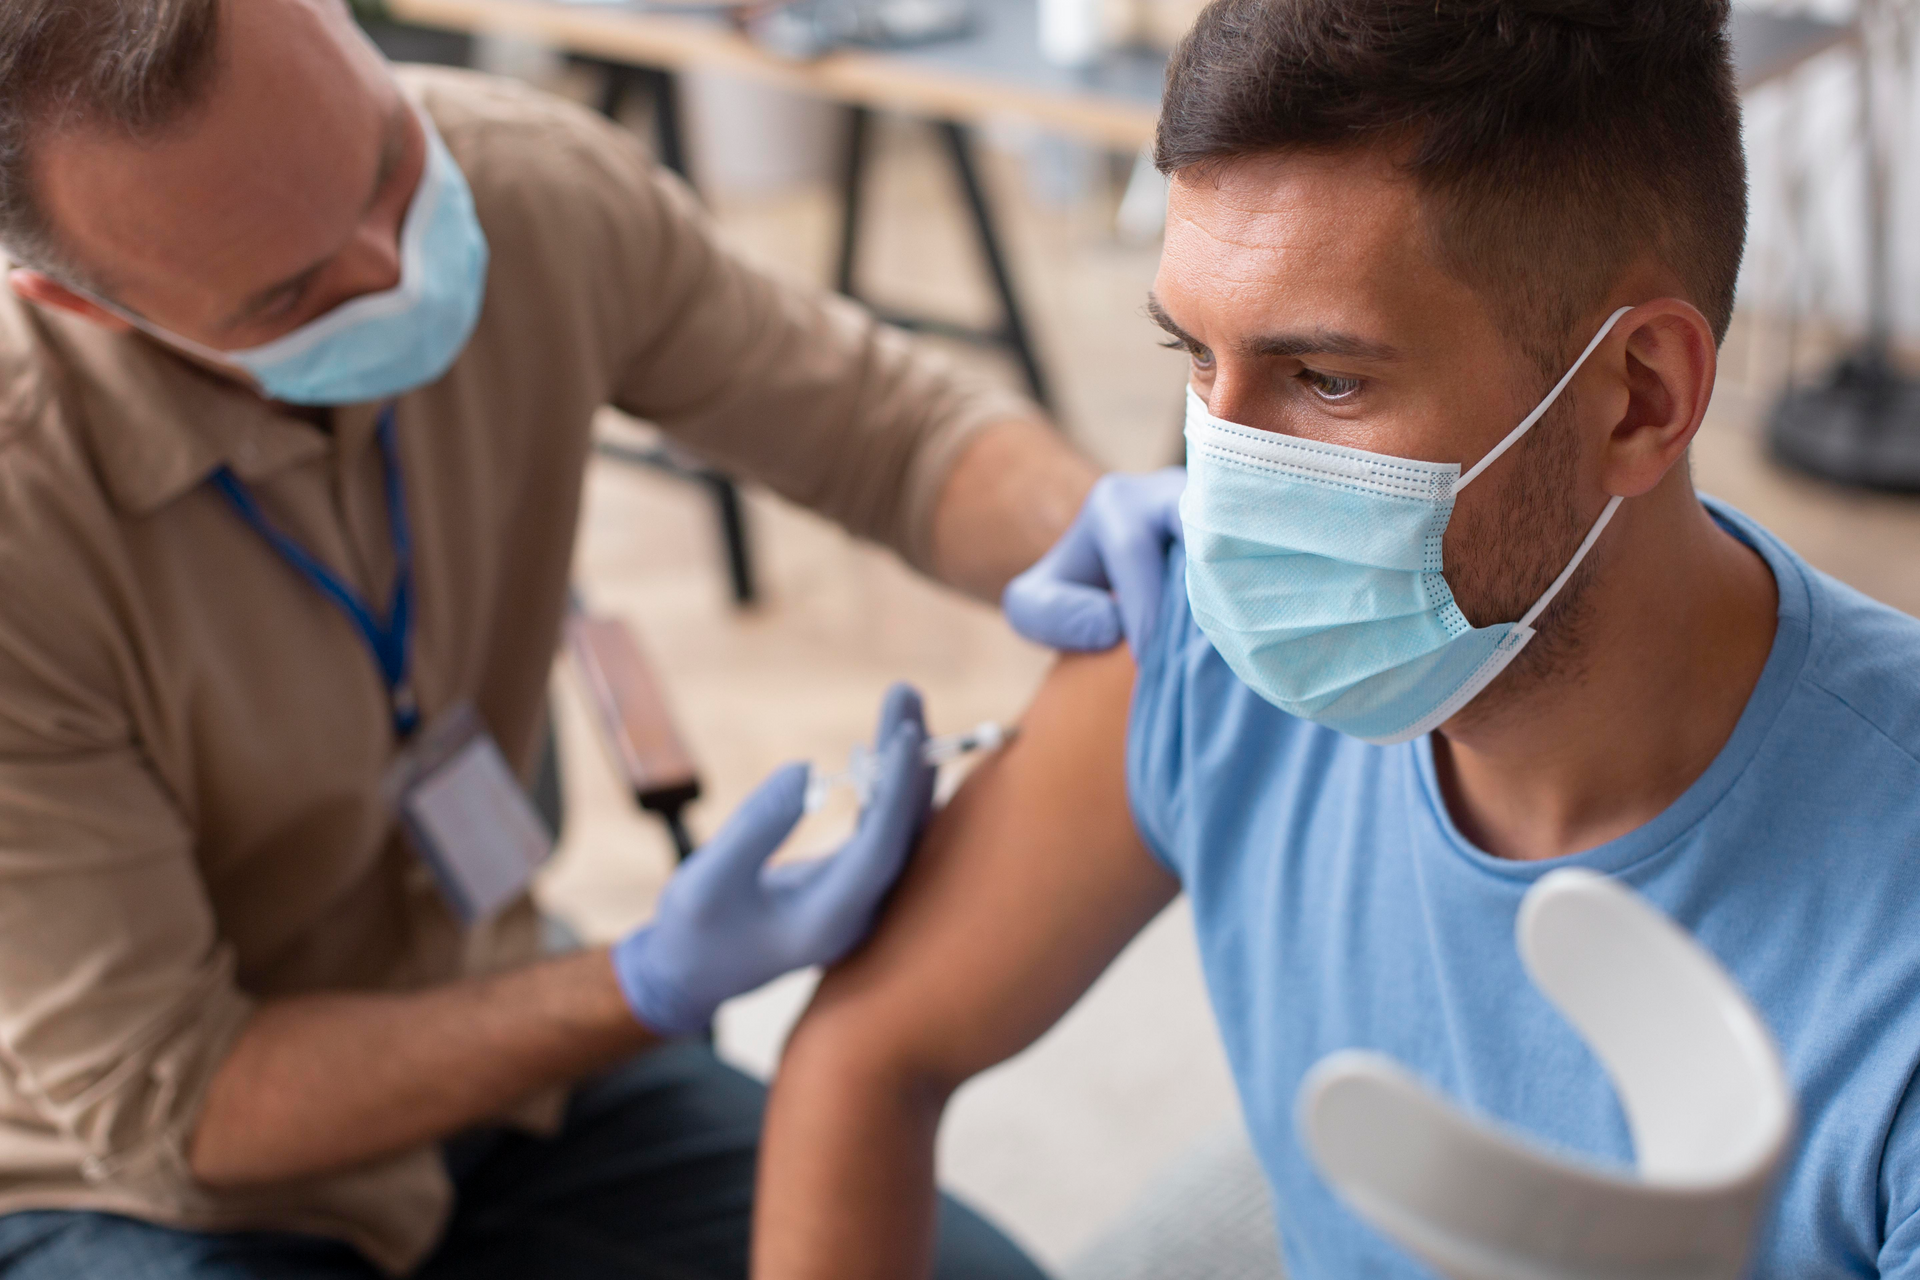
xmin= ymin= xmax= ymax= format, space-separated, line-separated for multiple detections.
xmin=1002 ymin=576 xmax=1125 ymax=651
xmin=861 ymin=716 xmax=933 ymax=835
xmin=1090 ymin=468 xmax=1187 ymax=658
xmin=673 ymin=762 xmax=809 ymax=913
xmin=1002 ymin=502 xmax=1125 ymax=650
xmin=1150 ymin=467 xmax=1190 ymax=545
xmin=805 ymin=719 xmax=935 ymax=938
xmin=760 ymin=685 xmax=925 ymax=910
xmin=1002 ymin=470 xmax=1188 ymax=654
xmin=609 ymin=925 xmax=709 ymax=1039
xmin=1035 ymin=506 xmax=1113 ymax=588
xmin=760 ymin=855 xmax=831 ymax=896
xmin=871 ymin=681 xmax=927 ymax=753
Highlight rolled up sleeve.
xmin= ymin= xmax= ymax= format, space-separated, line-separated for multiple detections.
xmin=566 ymin=106 xmax=1038 ymax=573
xmin=0 ymin=746 xmax=251 ymax=1210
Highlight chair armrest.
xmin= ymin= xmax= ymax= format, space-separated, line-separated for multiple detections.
xmin=565 ymin=611 xmax=703 ymax=821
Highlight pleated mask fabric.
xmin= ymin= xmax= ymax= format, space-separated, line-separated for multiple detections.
xmin=1179 ymin=307 xmax=1632 ymax=744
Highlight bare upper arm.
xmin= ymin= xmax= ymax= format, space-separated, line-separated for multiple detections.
xmin=786 ymin=646 xmax=1178 ymax=1087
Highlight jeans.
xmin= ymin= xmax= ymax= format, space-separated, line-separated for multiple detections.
xmin=0 ymin=1042 xmax=1048 ymax=1280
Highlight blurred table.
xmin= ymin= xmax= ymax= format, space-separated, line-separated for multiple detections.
xmin=389 ymin=0 xmax=1167 ymax=413
xmin=1730 ymin=5 xmax=1851 ymax=91
xmin=389 ymin=0 xmax=1162 ymax=147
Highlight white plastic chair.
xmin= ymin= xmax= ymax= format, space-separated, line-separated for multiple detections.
xmin=1297 ymin=868 xmax=1795 ymax=1280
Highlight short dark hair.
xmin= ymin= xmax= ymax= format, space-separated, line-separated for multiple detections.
xmin=0 ymin=0 xmax=223 ymax=287
xmin=1156 ymin=0 xmax=1747 ymax=361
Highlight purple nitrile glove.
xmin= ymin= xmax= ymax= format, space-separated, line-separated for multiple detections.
xmin=611 ymin=683 xmax=936 ymax=1037
xmin=1002 ymin=467 xmax=1187 ymax=658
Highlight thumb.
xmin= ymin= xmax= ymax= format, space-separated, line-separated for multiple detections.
xmin=1003 ymin=576 xmax=1126 ymax=651
xmin=807 ymin=721 xmax=934 ymax=923
xmin=674 ymin=763 xmax=809 ymax=911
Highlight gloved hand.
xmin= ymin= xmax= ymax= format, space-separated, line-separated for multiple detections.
xmin=1002 ymin=467 xmax=1187 ymax=658
xmin=612 ymin=684 xmax=936 ymax=1037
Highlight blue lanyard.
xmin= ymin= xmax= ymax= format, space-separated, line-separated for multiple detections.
xmin=211 ymin=406 xmax=419 ymax=739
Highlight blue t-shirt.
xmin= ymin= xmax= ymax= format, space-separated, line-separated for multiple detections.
xmin=1127 ymin=498 xmax=1920 ymax=1278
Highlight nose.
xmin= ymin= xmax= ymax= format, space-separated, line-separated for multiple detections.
xmin=333 ymin=219 xmax=404 ymax=301
xmin=1204 ymin=372 xmax=1258 ymax=429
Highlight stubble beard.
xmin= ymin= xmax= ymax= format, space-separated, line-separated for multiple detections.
xmin=1439 ymin=392 xmax=1604 ymax=730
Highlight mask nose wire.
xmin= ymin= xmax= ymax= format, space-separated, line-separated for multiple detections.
xmin=1454 ymin=305 xmax=1636 ymax=493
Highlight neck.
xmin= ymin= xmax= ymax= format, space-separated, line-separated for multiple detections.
xmin=1431 ymin=472 xmax=1779 ymax=860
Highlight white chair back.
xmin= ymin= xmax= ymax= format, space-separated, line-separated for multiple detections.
xmin=1298 ymin=869 xmax=1793 ymax=1280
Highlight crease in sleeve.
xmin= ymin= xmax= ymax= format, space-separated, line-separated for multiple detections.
xmin=0 ymin=751 xmax=256 ymax=1213
xmin=63 ymin=976 xmax=254 ymax=1212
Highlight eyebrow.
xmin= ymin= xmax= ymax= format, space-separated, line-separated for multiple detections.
xmin=1145 ymin=294 xmax=1402 ymax=363
xmin=221 ymin=101 xmax=412 ymax=333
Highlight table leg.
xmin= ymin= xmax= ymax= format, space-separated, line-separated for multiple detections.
xmin=833 ymin=114 xmax=1057 ymax=414
xmin=705 ymin=469 xmax=759 ymax=608
xmin=593 ymin=58 xmax=632 ymax=122
xmin=595 ymin=440 xmax=759 ymax=609
xmin=638 ymin=67 xmax=692 ymax=183
xmin=938 ymin=121 xmax=1054 ymax=413
xmin=836 ymin=105 xmax=875 ymax=298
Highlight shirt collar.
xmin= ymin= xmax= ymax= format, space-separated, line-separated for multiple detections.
xmin=38 ymin=305 xmax=360 ymax=516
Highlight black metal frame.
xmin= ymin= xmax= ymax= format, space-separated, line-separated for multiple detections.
xmin=835 ymin=106 xmax=1054 ymax=412
xmin=594 ymin=440 xmax=758 ymax=616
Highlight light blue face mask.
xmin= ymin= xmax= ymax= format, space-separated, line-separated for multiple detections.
xmin=1180 ymin=307 xmax=1633 ymax=745
xmin=117 ymin=110 xmax=489 ymax=406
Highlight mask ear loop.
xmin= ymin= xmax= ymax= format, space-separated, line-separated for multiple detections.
xmin=1515 ymin=493 xmax=1624 ymax=630
xmin=1455 ymin=306 xmax=1636 ymax=492
xmin=1454 ymin=304 xmax=1637 ymax=631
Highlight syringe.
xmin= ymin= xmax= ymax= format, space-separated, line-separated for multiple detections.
xmin=805 ymin=721 xmax=1018 ymax=813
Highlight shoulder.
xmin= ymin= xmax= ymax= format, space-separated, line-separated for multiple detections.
xmin=1800 ymin=574 xmax=1920 ymax=768
xmin=0 ymin=296 xmax=114 ymax=535
xmin=0 ymin=300 xmax=137 ymax=740
xmin=405 ymin=67 xmax=688 ymax=231
xmin=1721 ymin=500 xmax=1920 ymax=771
xmin=405 ymin=66 xmax=621 ymax=157
xmin=404 ymin=68 xmax=704 ymax=359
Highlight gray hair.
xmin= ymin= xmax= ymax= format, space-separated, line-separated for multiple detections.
xmin=0 ymin=0 xmax=223 ymax=287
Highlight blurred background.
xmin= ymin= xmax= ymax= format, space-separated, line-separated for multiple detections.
xmin=353 ymin=0 xmax=1920 ymax=1267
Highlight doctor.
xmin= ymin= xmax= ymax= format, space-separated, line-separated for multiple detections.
xmin=0 ymin=1 xmax=1176 ymax=1276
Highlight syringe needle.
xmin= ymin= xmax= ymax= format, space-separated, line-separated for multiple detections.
xmin=805 ymin=721 xmax=1018 ymax=812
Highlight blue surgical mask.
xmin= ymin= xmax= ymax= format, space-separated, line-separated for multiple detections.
xmin=115 ymin=110 xmax=489 ymax=406
xmin=1180 ymin=307 xmax=1632 ymax=745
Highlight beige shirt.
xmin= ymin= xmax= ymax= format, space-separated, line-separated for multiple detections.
xmin=0 ymin=68 xmax=1027 ymax=1273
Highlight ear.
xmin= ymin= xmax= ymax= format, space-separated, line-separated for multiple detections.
xmin=1600 ymin=300 xmax=1715 ymax=498
xmin=8 ymin=269 xmax=133 ymax=333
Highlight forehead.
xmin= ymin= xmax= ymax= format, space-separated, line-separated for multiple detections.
xmin=34 ymin=0 xmax=393 ymax=309
xmin=1155 ymin=149 xmax=1480 ymax=335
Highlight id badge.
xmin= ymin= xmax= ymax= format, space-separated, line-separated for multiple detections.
xmin=382 ymin=703 xmax=554 ymax=925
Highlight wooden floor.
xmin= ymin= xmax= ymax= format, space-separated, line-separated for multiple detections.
xmin=533 ymin=114 xmax=1920 ymax=1267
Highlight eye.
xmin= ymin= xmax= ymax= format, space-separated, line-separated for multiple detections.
xmin=1298 ymin=368 xmax=1361 ymax=402
xmin=1159 ymin=338 xmax=1216 ymax=371
xmin=260 ymin=288 xmax=305 ymax=322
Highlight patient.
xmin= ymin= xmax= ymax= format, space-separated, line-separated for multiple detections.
xmin=754 ymin=1 xmax=1920 ymax=1276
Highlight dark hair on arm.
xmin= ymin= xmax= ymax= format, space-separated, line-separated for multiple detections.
xmin=0 ymin=0 xmax=223 ymax=289
xmin=1156 ymin=0 xmax=1747 ymax=366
